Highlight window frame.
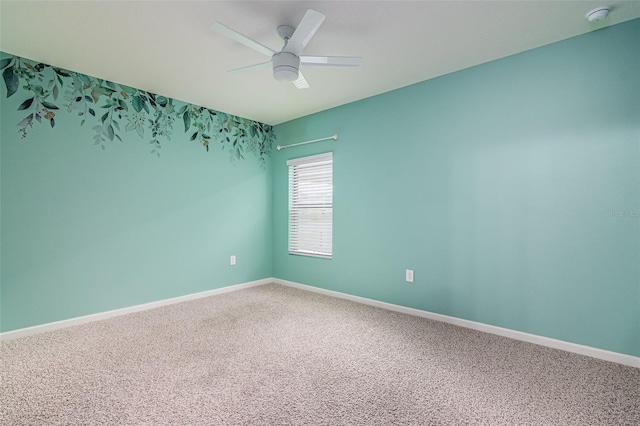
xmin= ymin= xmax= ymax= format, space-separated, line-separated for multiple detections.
xmin=287 ymin=152 xmax=333 ymax=259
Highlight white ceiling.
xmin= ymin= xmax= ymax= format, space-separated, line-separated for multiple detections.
xmin=1 ymin=1 xmax=639 ymax=125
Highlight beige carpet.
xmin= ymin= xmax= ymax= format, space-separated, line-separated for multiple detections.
xmin=1 ymin=283 xmax=639 ymax=425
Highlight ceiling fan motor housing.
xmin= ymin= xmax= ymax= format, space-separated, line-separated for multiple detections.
xmin=273 ymin=52 xmax=300 ymax=81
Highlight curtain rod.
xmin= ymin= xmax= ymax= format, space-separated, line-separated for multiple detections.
xmin=276 ymin=134 xmax=338 ymax=151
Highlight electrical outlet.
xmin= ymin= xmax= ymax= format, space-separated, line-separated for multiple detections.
xmin=230 ymin=255 xmax=236 ymax=266
xmin=405 ymin=269 xmax=414 ymax=283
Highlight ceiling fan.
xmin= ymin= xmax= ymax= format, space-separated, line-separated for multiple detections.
xmin=212 ymin=9 xmax=362 ymax=89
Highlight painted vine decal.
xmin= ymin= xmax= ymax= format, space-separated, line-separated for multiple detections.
xmin=1 ymin=54 xmax=273 ymax=162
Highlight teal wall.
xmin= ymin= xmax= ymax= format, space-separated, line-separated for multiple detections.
xmin=272 ymin=20 xmax=640 ymax=357
xmin=2 ymin=20 xmax=639 ymax=358
xmin=1 ymin=59 xmax=273 ymax=332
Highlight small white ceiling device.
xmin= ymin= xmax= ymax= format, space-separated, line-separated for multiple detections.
xmin=585 ymin=6 xmax=611 ymax=22
xmin=212 ymin=9 xmax=362 ymax=89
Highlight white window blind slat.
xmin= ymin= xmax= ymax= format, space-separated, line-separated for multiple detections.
xmin=288 ymin=152 xmax=333 ymax=259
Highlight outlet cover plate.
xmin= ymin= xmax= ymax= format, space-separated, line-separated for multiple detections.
xmin=406 ymin=269 xmax=414 ymax=283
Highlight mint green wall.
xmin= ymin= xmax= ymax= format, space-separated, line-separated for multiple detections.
xmin=273 ymin=20 xmax=640 ymax=357
xmin=1 ymin=62 xmax=272 ymax=332
xmin=2 ymin=21 xmax=639 ymax=358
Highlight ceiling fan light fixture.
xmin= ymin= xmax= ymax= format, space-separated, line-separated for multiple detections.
xmin=213 ymin=9 xmax=361 ymax=89
xmin=273 ymin=66 xmax=299 ymax=82
xmin=273 ymin=52 xmax=300 ymax=82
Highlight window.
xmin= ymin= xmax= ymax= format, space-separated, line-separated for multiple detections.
xmin=287 ymin=152 xmax=333 ymax=259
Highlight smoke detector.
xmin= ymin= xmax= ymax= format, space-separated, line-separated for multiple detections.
xmin=586 ymin=6 xmax=611 ymax=22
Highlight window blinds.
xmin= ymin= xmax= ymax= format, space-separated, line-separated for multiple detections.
xmin=287 ymin=152 xmax=333 ymax=259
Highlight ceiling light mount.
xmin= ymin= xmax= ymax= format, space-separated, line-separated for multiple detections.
xmin=585 ymin=6 xmax=611 ymax=22
xmin=277 ymin=25 xmax=295 ymax=41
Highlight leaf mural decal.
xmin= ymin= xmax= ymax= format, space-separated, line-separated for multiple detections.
xmin=18 ymin=97 xmax=34 ymax=110
xmin=156 ymin=96 xmax=168 ymax=107
xmin=17 ymin=113 xmax=34 ymax=128
xmin=0 ymin=53 xmax=274 ymax=162
xmin=3 ymin=66 xmax=18 ymax=97
xmin=132 ymin=95 xmax=143 ymax=112
xmin=42 ymin=101 xmax=59 ymax=110
xmin=183 ymin=110 xmax=191 ymax=132
xmin=0 ymin=58 xmax=12 ymax=70
xmin=106 ymin=124 xmax=114 ymax=141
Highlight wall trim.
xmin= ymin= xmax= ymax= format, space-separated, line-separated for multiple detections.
xmin=0 ymin=278 xmax=271 ymax=341
xmin=273 ymin=278 xmax=640 ymax=369
xmin=4 ymin=277 xmax=637 ymax=368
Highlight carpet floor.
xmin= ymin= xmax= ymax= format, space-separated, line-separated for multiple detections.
xmin=1 ymin=283 xmax=639 ymax=425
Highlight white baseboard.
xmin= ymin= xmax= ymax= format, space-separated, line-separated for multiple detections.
xmin=273 ymin=278 xmax=640 ymax=369
xmin=0 ymin=278 xmax=271 ymax=341
xmin=4 ymin=277 xmax=638 ymax=369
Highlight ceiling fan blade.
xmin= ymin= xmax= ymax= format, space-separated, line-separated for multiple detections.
xmin=212 ymin=22 xmax=275 ymax=57
xmin=293 ymin=71 xmax=310 ymax=89
xmin=300 ymin=55 xmax=362 ymax=67
xmin=284 ymin=9 xmax=325 ymax=56
xmin=229 ymin=61 xmax=272 ymax=74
